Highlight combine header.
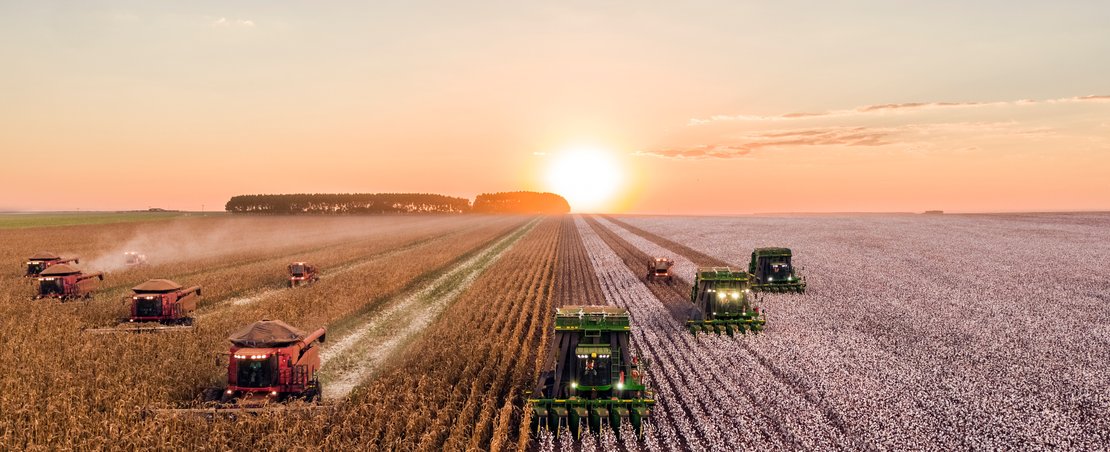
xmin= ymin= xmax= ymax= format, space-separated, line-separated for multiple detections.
xmin=687 ymin=267 xmax=765 ymax=335
xmin=287 ymin=262 xmax=319 ymax=287
xmin=24 ymin=252 xmax=78 ymax=277
xmin=646 ymin=257 xmax=674 ymax=284
xmin=89 ymin=280 xmax=201 ymax=334
xmin=748 ymin=247 xmax=805 ymax=293
xmin=529 ymin=306 xmax=653 ymax=439
xmin=34 ymin=264 xmax=103 ymax=300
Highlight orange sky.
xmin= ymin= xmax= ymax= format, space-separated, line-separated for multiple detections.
xmin=1 ymin=2 xmax=1108 ymax=214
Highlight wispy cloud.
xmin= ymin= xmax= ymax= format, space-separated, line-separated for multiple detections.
xmin=638 ymin=126 xmax=894 ymax=159
xmin=210 ymin=17 xmax=255 ymax=28
xmin=640 ymin=122 xmax=1053 ymax=159
xmin=689 ymin=95 xmax=1110 ymax=125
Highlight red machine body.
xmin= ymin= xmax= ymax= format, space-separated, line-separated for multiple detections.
xmin=25 ymin=252 xmax=78 ymax=277
xmin=128 ymin=279 xmax=201 ymax=325
xmin=35 ymin=264 xmax=103 ymax=300
xmin=222 ymin=320 xmax=326 ymax=404
xmin=287 ymin=262 xmax=319 ymax=287
xmin=646 ymin=257 xmax=675 ymax=284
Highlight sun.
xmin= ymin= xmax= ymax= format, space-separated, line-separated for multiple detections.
xmin=545 ymin=147 xmax=624 ymax=213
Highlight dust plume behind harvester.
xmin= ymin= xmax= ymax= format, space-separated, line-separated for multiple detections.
xmin=287 ymin=262 xmax=319 ymax=287
xmin=749 ymin=247 xmax=805 ymax=293
xmin=87 ymin=279 xmax=200 ymax=333
xmin=529 ymin=306 xmax=653 ymax=439
xmin=645 ymin=257 xmax=674 ymax=284
xmin=24 ymin=252 xmax=79 ymax=277
xmin=687 ymin=267 xmax=765 ymax=335
xmin=33 ymin=264 xmax=103 ymax=300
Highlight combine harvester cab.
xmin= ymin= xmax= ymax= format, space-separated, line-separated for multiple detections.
xmin=119 ymin=279 xmax=200 ymax=332
xmin=529 ymin=306 xmax=654 ymax=440
xmin=287 ymin=262 xmax=319 ymax=287
xmin=123 ymin=251 xmax=148 ymax=266
xmin=645 ymin=257 xmax=674 ymax=284
xmin=748 ymin=247 xmax=806 ymax=293
xmin=216 ymin=320 xmax=326 ymax=408
xmin=34 ymin=264 xmax=103 ymax=300
xmin=24 ymin=252 xmax=78 ymax=277
xmin=687 ymin=267 xmax=765 ymax=335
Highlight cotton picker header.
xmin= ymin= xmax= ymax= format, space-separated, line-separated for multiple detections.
xmin=687 ymin=267 xmax=765 ymax=335
xmin=529 ymin=306 xmax=653 ymax=439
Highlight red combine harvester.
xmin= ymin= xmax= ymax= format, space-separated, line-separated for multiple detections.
xmin=646 ymin=257 xmax=675 ymax=284
xmin=24 ymin=252 xmax=78 ymax=277
xmin=200 ymin=320 xmax=326 ymax=410
xmin=34 ymin=264 xmax=103 ymax=300
xmin=125 ymin=279 xmax=200 ymax=330
xmin=287 ymin=262 xmax=319 ymax=287
xmin=123 ymin=251 xmax=148 ymax=266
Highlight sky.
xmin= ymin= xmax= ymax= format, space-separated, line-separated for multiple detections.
xmin=1 ymin=1 xmax=1108 ymax=214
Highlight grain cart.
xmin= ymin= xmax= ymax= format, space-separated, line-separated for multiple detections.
xmin=748 ymin=247 xmax=805 ymax=293
xmin=24 ymin=252 xmax=78 ymax=277
xmin=687 ymin=267 xmax=765 ymax=335
xmin=645 ymin=257 xmax=674 ymax=284
xmin=287 ymin=262 xmax=319 ymax=287
xmin=34 ymin=264 xmax=103 ymax=300
xmin=212 ymin=320 xmax=326 ymax=407
xmin=123 ymin=251 xmax=148 ymax=266
xmin=529 ymin=306 xmax=653 ymax=439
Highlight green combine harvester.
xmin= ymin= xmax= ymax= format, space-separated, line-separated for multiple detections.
xmin=687 ymin=267 xmax=765 ymax=335
xmin=529 ymin=306 xmax=654 ymax=439
xmin=748 ymin=247 xmax=806 ymax=293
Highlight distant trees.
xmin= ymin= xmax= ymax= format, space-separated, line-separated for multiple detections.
xmin=472 ymin=191 xmax=570 ymax=214
xmin=224 ymin=193 xmax=470 ymax=214
xmin=224 ymin=191 xmax=571 ymax=214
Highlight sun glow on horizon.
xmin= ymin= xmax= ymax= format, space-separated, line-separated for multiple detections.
xmin=545 ymin=147 xmax=624 ymax=213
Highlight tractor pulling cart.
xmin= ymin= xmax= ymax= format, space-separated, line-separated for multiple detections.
xmin=529 ymin=306 xmax=653 ymax=439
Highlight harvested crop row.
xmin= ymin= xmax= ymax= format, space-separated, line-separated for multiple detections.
xmin=0 ymin=216 xmax=529 ymax=450
xmin=577 ymin=216 xmax=851 ymax=451
xmin=615 ymin=214 xmax=1110 ymax=449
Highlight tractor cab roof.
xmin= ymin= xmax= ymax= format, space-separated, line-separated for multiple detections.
xmin=132 ymin=279 xmax=183 ymax=293
xmin=753 ymin=247 xmax=793 ymax=257
xmin=695 ymin=267 xmax=749 ymax=281
xmin=229 ymin=320 xmax=307 ymax=347
xmin=39 ymin=264 xmax=80 ymax=276
xmin=555 ymin=306 xmax=630 ymax=331
xmin=29 ymin=252 xmax=61 ymax=261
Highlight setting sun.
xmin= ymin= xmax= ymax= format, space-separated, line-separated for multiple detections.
xmin=544 ymin=147 xmax=624 ymax=213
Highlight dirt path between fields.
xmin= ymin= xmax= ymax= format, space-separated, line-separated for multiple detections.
xmin=318 ymin=219 xmax=539 ymax=399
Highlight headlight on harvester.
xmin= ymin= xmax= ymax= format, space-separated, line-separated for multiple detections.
xmin=730 ymin=292 xmax=739 ymax=300
xmin=571 ymin=382 xmax=578 ymax=389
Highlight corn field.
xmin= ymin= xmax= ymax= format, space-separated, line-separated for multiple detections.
xmin=1 ymin=213 xmax=1107 ymax=450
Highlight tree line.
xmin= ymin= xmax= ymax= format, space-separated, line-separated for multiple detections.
xmin=225 ymin=191 xmax=570 ymax=214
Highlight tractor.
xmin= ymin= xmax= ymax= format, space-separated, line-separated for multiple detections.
xmin=287 ymin=262 xmax=319 ymax=287
xmin=529 ymin=306 xmax=653 ymax=439
xmin=748 ymin=247 xmax=805 ymax=293
xmin=645 ymin=257 xmax=674 ymax=284
xmin=34 ymin=264 xmax=103 ymax=300
xmin=687 ymin=267 xmax=765 ymax=335
xmin=24 ymin=252 xmax=78 ymax=277
xmin=213 ymin=320 xmax=326 ymax=406
xmin=124 ymin=279 xmax=201 ymax=329
xmin=123 ymin=251 xmax=148 ymax=266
